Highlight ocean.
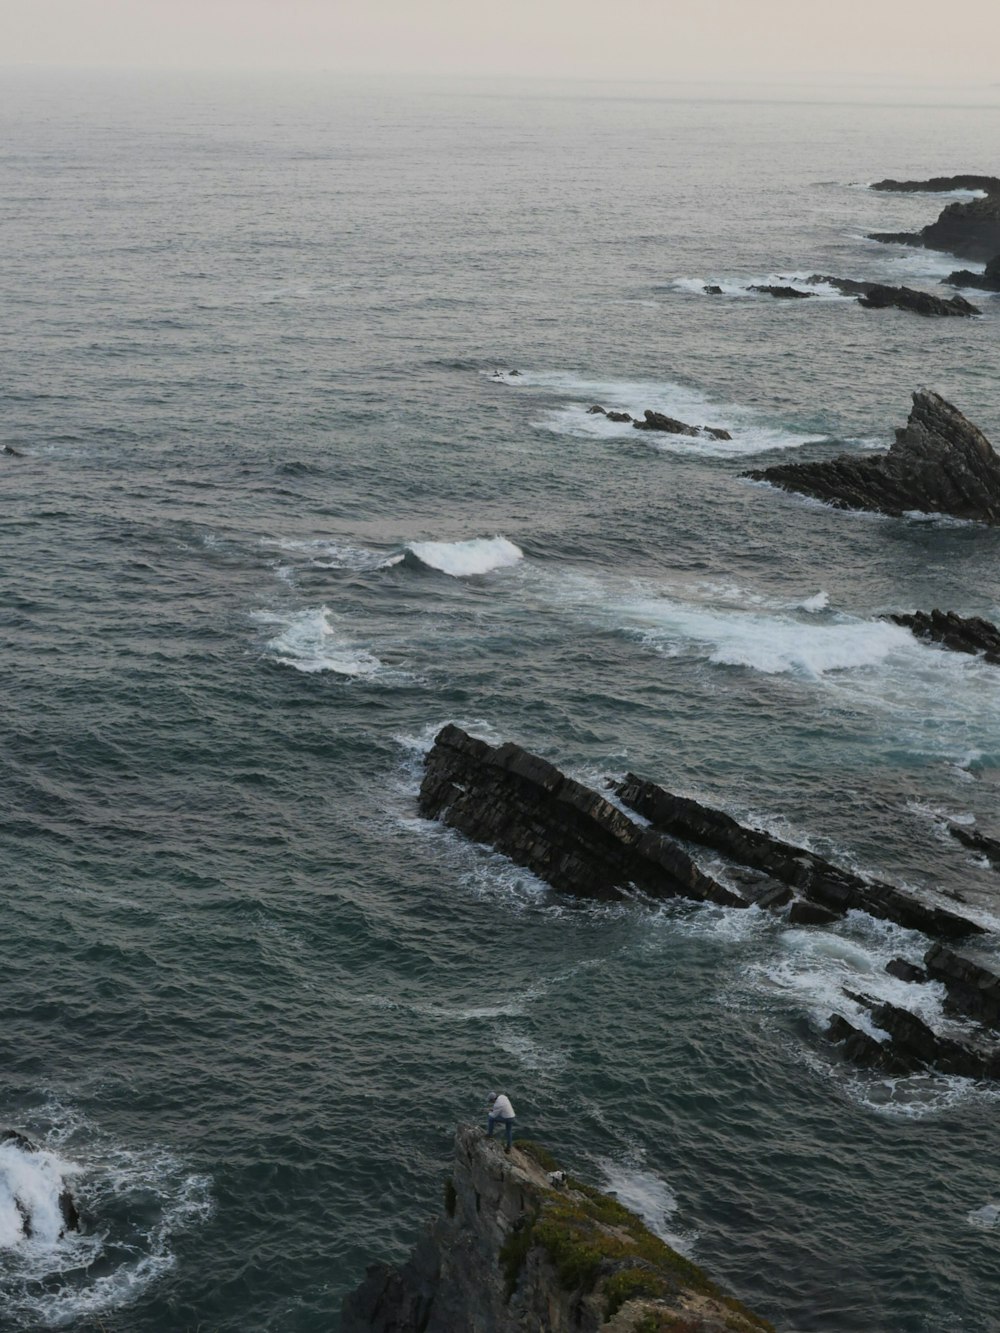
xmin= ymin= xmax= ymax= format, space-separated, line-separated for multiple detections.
xmin=2 ymin=69 xmax=1000 ymax=1332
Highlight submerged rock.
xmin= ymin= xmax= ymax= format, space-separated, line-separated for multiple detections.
xmin=944 ymin=254 xmax=1000 ymax=291
xmin=870 ymin=175 xmax=1000 ymax=194
xmin=3 ymin=445 xmax=24 ymax=457
xmin=857 ymin=284 xmax=980 ymax=317
xmin=632 ymin=410 xmax=732 ymax=441
xmin=341 ymin=1124 xmax=775 ymax=1333
xmin=947 ymin=823 xmax=1000 ymax=866
xmin=869 ymin=192 xmax=1000 ymax=261
xmin=745 ymin=390 xmax=1000 ymax=525
xmin=587 ymin=405 xmax=633 ymax=422
xmin=887 ymin=609 xmax=1000 ymax=664
xmin=704 ymin=283 xmax=724 ymax=294
xmin=418 ymin=725 xmax=744 ymax=907
xmin=611 ymin=773 xmax=979 ymax=938
xmin=747 ymin=284 xmax=813 ymax=299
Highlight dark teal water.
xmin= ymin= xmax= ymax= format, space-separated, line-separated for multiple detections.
xmin=3 ymin=70 xmax=1000 ymax=1332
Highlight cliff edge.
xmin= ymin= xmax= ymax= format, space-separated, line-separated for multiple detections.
xmin=341 ymin=1124 xmax=774 ymax=1333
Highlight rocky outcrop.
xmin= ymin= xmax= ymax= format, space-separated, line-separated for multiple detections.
xmin=870 ymin=175 xmax=1000 ymax=194
xmin=703 ymin=284 xmax=723 ymax=295
xmin=887 ymin=609 xmax=1000 ymax=663
xmin=948 ymin=823 xmax=1000 ymax=866
xmin=924 ymin=943 xmax=1000 ymax=1029
xmin=632 ymin=410 xmax=732 ymax=441
xmin=0 ymin=1130 xmax=80 ymax=1238
xmin=869 ymin=192 xmax=1000 ymax=261
xmin=806 ymin=274 xmax=875 ymax=296
xmin=341 ymin=1124 xmax=774 ymax=1333
xmin=418 ymin=726 xmax=744 ymax=907
xmin=857 ymin=284 xmax=980 ymax=317
xmin=748 ymin=284 xmax=813 ymax=299
xmin=827 ymin=944 xmax=1000 ymax=1080
xmin=745 ymin=390 xmax=1000 ymax=525
xmin=944 ymin=254 xmax=1000 ymax=291
xmin=611 ymin=773 xmax=979 ymax=939
xmin=587 ymin=406 xmax=633 ymax=422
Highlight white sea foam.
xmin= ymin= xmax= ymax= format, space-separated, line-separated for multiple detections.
xmin=671 ymin=273 xmax=853 ymax=302
xmin=597 ymin=1160 xmax=696 ymax=1254
xmin=406 ymin=536 xmax=523 ymax=577
xmin=252 ymin=607 xmax=383 ymax=676
xmin=514 ymin=368 xmax=826 ymax=457
xmin=0 ymin=1139 xmax=79 ymax=1252
xmin=968 ymin=1203 xmax=1000 ymax=1229
xmin=260 ymin=536 xmax=400 ymax=572
xmin=798 ymin=591 xmax=829 ymax=612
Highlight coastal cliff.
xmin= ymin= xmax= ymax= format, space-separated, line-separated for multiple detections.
xmin=341 ymin=1124 xmax=774 ymax=1333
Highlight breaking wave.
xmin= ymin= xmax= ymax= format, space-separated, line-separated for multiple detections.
xmin=406 ymin=536 xmax=524 ymax=577
xmin=252 ymin=607 xmax=384 ymax=676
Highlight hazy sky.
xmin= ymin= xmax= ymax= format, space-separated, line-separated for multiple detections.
xmin=4 ymin=0 xmax=1000 ymax=82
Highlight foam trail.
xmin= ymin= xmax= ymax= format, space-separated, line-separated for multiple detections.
xmin=407 ymin=536 xmax=523 ymax=577
xmin=260 ymin=537 xmax=401 ymax=571
xmin=252 ymin=607 xmax=382 ymax=676
xmin=597 ymin=1160 xmax=695 ymax=1255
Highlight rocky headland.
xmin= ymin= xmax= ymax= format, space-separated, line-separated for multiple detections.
xmin=744 ymin=390 xmax=1000 ymax=525
xmin=870 ymin=175 xmax=1000 ymax=194
xmin=869 ymin=189 xmax=1000 ymax=261
xmin=886 ymin=609 xmax=1000 ymax=664
xmin=341 ymin=1124 xmax=774 ymax=1333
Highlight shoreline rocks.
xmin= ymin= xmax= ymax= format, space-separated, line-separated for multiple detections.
xmin=632 ymin=409 xmax=732 ymax=441
xmin=870 ymin=175 xmax=1000 ymax=194
xmin=944 ymin=254 xmax=1000 ymax=291
xmin=341 ymin=1123 xmax=775 ymax=1333
xmin=886 ymin=609 xmax=1000 ymax=664
xmin=744 ymin=390 xmax=1000 ymax=525
xmin=857 ymin=284 xmax=980 ymax=317
xmin=869 ymin=191 xmax=1000 ymax=261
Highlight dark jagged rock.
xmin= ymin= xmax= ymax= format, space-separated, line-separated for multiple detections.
xmin=944 ymin=253 xmax=1000 ymax=291
xmin=887 ymin=609 xmax=1000 ymax=664
xmin=704 ymin=283 xmax=724 ymax=294
xmin=612 ymin=771 xmax=980 ymax=938
xmin=870 ymin=175 xmax=1000 ymax=194
xmin=342 ymin=1124 xmax=775 ymax=1333
xmin=632 ymin=410 xmax=732 ymax=441
xmin=857 ymin=284 xmax=980 ymax=317
xmin=745 ymin=390 xmax=1000 ymax=525
xmin=0 ymin=1129 xmax=80 ymax=1237
xmin=867 ymin=1001 xmax=1000 ymax=1079
xmin=633 ymin=410 xmax=699 ymax=437
xmin=419 ymin=726 xmax=745 ymax=908
xmin=806 ymin=274 xmax=876 ymax=296
xmin=924 ymin=944 xmax=1000 ymax=1029
xmin=586 ymin=405 xmax=637 ymax=424
xmin=886 ymin=958 xmax=928 ymax=984
xmin=825 ymin=1014 xmax=921 ymax=1075
xmin=748 ymin=284 xmax=813 ymax=299
xmin=788 ymin=900 xmax=841 ymax=926
xmin=869 ymin=192 xmax=1000 ymax=261
xmin=948 ymin=822 xmax=1000 ymax=865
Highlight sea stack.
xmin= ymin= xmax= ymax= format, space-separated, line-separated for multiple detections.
xmin=341 ymin=1124 xmax=775 ymax=1333
xmin=745 ymin=390 xmax=1000 ymax=525
xmin=869 ymin=190 xmax=1000 ymax=261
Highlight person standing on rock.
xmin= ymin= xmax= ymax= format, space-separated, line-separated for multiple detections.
xmin=486 ymin=1092 xmax=516 ymax=1150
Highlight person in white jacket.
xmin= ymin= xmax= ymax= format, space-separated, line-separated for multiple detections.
xmin=486 ymin=1092 xmax=516 ymax=1150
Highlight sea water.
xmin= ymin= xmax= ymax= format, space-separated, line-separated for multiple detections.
xmin=2 ymin=69 xmax=1000 ymax=1331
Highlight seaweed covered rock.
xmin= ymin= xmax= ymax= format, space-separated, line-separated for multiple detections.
xmin=887 ymin=609 xmax=1000 ymax=664
xmin=418 ymin=725 xmax=743 ymax=907
xmin=745 ymin=390 xmax=1000 ymax=525
xmin=341 ymin=1124 xmax=774 ymax=1333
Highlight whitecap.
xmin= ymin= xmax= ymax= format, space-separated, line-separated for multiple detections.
xmin=251 ymin=607 xmax=383 ymax=676
xmin=515 ymin=368 xmax=827 ymax=457
xmin=968 ymin=1202 xmax=1000 ymax=1229
xmin=406 ymin=536 xmax=523 ymax=577
xmin=798 ymin=591 xmax=830 ymax=613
